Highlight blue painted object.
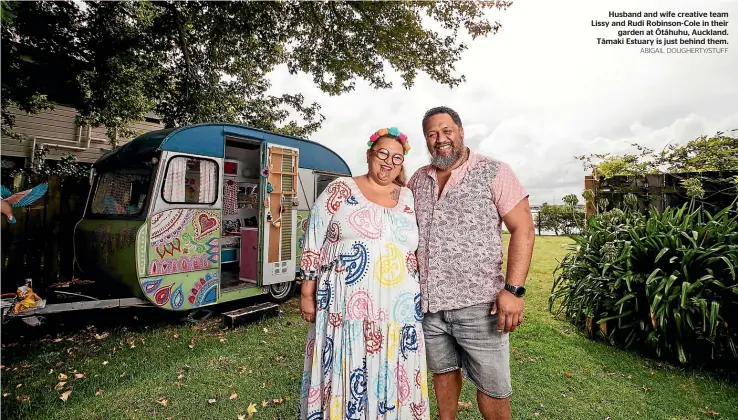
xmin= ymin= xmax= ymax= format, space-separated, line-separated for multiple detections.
xmin=95 ymin=123 xmax=352 ymax=176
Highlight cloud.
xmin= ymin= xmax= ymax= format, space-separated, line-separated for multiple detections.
xmin=268 ymin=0 xmax=738 ymax=204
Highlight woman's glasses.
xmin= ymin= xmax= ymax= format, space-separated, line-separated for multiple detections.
xmin=371 ymin=148 xmax=404 ymax=166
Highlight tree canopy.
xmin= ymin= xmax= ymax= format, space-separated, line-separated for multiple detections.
xmin=1 ymin=0 xmax=512 ymax=139
xmin=575 ymin=130 xmax=738 ymax=178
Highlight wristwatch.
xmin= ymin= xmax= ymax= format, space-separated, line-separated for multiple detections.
xmin=504 ymin=283 xmax=526 ymax=298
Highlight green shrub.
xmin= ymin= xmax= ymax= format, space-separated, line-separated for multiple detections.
xmin=549 ymin=201 xmax=738 ymax=367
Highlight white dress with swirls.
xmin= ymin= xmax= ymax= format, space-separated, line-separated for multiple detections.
xmin=299 ymin=177 xmax=429 ymax=420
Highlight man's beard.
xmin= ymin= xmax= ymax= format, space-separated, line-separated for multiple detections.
xmin=430 ymin=144 xmax=464 ymax=170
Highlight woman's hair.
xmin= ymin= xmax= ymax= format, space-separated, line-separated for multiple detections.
xmin=394 ymin=165 xmax=407 ymax=187
xmin=368 ymin=135 xmax=407 ymax=187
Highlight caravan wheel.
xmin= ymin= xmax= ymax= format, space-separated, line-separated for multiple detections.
xmin=268 ymin=281 xmax=295 ymax=303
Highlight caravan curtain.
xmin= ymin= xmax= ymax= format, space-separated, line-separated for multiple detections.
xmin=164 ymin=157 xmax=187 ymax=202
xmin=199 ymin=159 xmax=217 ymax=203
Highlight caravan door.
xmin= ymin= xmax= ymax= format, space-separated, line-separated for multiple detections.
xmin=261 ymin=143 xmax=299 ymax=285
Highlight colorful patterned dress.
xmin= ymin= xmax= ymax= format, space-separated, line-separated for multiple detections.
xmin=299 ymin=177 xmax=429 ymax=420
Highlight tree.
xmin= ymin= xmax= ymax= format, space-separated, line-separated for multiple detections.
xmin=1 ymin=0 xmax=512 ymax=140
xmin=575 ymin=130 xmax=738 ymax=177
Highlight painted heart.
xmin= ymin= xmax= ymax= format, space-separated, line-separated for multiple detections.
xmin=192 ymin=211 xmax=219 ymax=239
xmin=199 ymin=214 xmax=217 ymax=233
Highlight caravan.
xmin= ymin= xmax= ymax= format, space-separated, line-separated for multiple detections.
xmin=72 ymin=123 xmax=351 ymax=311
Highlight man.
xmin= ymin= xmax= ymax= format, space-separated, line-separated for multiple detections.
xmin=407 ymin=106 xmax=535 ymax=420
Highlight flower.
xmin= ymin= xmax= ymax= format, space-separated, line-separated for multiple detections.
xmin=369 ymin=133 xmax=380 ymax=142
xmin=388 ymin=127 xmax=400 ymax=137
xmin=377 ymin=128 xmax=389 ymax=136
xmin=398 ymin=133 xmax=408 ymax=143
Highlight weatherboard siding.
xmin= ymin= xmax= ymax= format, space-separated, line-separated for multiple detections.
xmin=1 ymin=105 xmax=163 ymax=163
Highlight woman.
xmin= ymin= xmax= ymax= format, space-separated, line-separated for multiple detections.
xmin=299 ymin=127 xmax=429 ymax=419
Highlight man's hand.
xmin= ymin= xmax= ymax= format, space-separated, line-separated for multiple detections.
xmin=492 ymin=289 xmax=524 ymax=333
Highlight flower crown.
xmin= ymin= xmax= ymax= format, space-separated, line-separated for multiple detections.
xmin=368 ymin=127 xmax=411 ymax=155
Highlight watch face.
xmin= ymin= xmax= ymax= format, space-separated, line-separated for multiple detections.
xmin=517 ymin=286 xmax=526 ymax=297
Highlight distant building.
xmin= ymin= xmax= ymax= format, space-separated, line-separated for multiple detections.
xmin=1 ymin=104 xmax=164 ymax=171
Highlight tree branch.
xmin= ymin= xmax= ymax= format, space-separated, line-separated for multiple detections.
xmin=170 ymin=3 xmax=193 ymax=79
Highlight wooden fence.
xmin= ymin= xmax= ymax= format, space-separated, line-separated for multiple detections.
xmin=585 ymin=170 xmax=738 ymax=215
xmin=1 ymin=175 xmax=90 ymax=294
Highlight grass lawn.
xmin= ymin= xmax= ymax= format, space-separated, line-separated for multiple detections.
xmin=1 ymin=235 xmax=737 ymax=419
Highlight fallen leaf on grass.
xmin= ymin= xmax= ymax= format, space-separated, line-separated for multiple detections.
xmin=55 ymin=382 xmax=66 ymax=390
xmin=53 ymin=338 xmax=63 ymax=343
xmin=95 ymin=389 xmax=104 ymax=396
xmin=457 ymin=401 xmax=473 ymax=410
xmin=698 ymin=408 xmax=720 ymax=416
xmin=534 ymin=413 xmax=540 ymax=417
xmin=177 ymin=374 xmax=184 ymax=381
xmin=74 ymin=373 xmax=85 ymax=380
xmin=17 ymin=395 xmax=30 ymax=403
xmin=238 ymin=416 xmax=246 ymax=420
xmin=208 ymin=398 xmax=217 ymax=405
xmin=102 ymin=361 xmax=109 ymax=366
xmin=262 ymin=400 xmax=268 ymax=408
xmin=263 ymin=328 xmax=269 ymax=333
xmin=16 ymin=384 xmax=22 ymax=388
xmin=189 ymin=344 xmax=195 ymax=349
xmin=247 ymin=403 xmax=258 ymax=418
xmin=230 ymin=391 xmax=238 ymax=400
xmin=130 ymin=343 xmax=136 ymax=349
xmin=2 ymin=393 xmax=8 ymax=397
xmin=642 ymin=385 xmax=651 ymax=392
xmin=220 ymin=338 xmax=227 ymax=343
xmin=95 ymin=332 xmax=109 ymax=340
xmin=157 ymin=398 xmax=168 ymax=407
xmin=563 ymin=371 xmax=573 ymax=378
xmin=58 ymin=373 xmax=68 ymax=381
xmin=649 ymin=369 xmax=655 ymax=375
xmin=120 ymin=372 xmax=127 ymax=378
xmin=60 ymin=390 xmax=72 ymax=402
xmin=173 ymin=334 xmax=180 ymax=339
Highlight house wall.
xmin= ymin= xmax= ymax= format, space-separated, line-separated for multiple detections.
xmin=1 ymin=104 xmax=164 ymax=164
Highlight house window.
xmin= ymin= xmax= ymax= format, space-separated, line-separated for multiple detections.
xmin=162 ymin=156 xmax=218 ymax=204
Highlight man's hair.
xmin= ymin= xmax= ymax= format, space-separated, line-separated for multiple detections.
xmin=422 ymin=106 xmax=463 ymax=132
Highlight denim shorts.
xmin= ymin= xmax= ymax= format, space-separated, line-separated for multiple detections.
xmin=422 ymin=303 xmax=512 ymax=398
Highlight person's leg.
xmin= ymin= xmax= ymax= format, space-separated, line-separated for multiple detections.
xmin=477 ymin=393 xmax=511 ymax=420
xmin=451 ymin=303 xmax=512 ymax=420
xmin=422 ymin=311 xmax=462 ymax=420
xmin=433 ymin=370 xmax=463 ymax=420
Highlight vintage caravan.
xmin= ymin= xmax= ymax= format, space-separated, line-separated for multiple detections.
xmin=72 ymin=123 xmax=351 ymax=311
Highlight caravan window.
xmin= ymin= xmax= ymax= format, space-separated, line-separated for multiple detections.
xmin=162 ymin=156 xmax=219 ymax=204
xmin=315 ymin=173 xmax=339 ymax=200
xmin=90 ymin=171 xmax=152 ymax=217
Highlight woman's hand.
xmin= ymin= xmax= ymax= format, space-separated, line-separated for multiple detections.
xmin=300 ymin=294 xmax=317 ymax=323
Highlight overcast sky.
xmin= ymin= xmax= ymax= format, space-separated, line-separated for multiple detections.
xmin=270 ymin=0 xmax=738 ymax=205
